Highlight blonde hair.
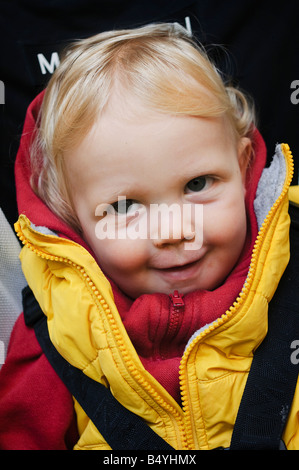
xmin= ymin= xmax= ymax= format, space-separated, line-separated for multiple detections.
xmin=30 ymin=22 xmax=256 ymax=233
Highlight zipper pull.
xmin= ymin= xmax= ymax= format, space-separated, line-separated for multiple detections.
xmin=170 ymin=290 xmax=184 ymax=309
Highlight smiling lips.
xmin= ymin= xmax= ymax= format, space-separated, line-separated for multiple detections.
xmin=153 ymin=256 xmax=204 ymax=281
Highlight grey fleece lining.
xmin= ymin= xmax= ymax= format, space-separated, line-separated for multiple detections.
xmin=30 ymin=223 xmax=58 ymax=236
xmin=254 ymin=144 xmax=286 ymax=229
xmin=184 ymin=144 xmax=287 ymax=350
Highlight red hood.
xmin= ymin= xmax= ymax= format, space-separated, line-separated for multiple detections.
xmin=14 ymin=91 xmax=92 ymax=252
xmin=15 ymin=91 xmax=267 ymax=402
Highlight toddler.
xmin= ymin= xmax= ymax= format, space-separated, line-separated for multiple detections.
xmin=0 ymin=22 xmax=298 ymax=450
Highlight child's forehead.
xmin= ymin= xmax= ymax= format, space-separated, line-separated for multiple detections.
xmin=66 ymin=109 xmax=237 ymax=190
xmin=92 ymin=89 xmax=236 ymax=147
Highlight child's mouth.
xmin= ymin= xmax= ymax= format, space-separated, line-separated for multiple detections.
xmin=154 ymin=257 xmax=203 ymax=282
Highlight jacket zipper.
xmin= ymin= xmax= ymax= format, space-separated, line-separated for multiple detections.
xmin=178 ymin=143 xmax=294 ymax=448
xmin=159 ymin=290 xmax=185 ymax=360
xmin=169 ymin=290 xmax=185 ymax=339
xmin=170 ymin=290 xmax=185 ymax=310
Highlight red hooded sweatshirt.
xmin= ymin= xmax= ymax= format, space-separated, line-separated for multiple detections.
xmin=0 ymin=92 xmax=266 ymax=450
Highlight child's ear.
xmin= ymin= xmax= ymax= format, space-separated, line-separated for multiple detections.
xmin=238 ymin=137 xmax=252 ymax=186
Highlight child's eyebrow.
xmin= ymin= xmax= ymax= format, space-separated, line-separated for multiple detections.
xmin=99 ymin=184 xmax=144 ymax=203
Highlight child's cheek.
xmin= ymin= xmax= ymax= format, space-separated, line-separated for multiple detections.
xmin=95 ymin=238 xmax=149 ymax=273
xmin=203 ymin=199 xmax=247 ymax=248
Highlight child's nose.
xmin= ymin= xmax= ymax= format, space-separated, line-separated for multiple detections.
xmin=150 ymin=203 xmax=196 ymax=248
xmin=153 ymin=228 xmax=196 ymax=248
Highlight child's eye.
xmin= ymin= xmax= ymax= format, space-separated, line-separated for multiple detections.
xmin=111 ymin=199 xmax=138 ymax=214
xmin=185 ymin=176 xmax=213 ymax=193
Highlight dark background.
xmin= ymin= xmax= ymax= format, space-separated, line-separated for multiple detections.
xmin=1 ymin=0 xmax=298 ymax=230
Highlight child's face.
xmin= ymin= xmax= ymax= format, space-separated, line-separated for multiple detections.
xmin=64 ymin=96 xmax=251 ymax=298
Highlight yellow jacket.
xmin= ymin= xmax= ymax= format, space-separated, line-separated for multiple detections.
xmin=14 ymin=143 xmax=299 ymax=450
